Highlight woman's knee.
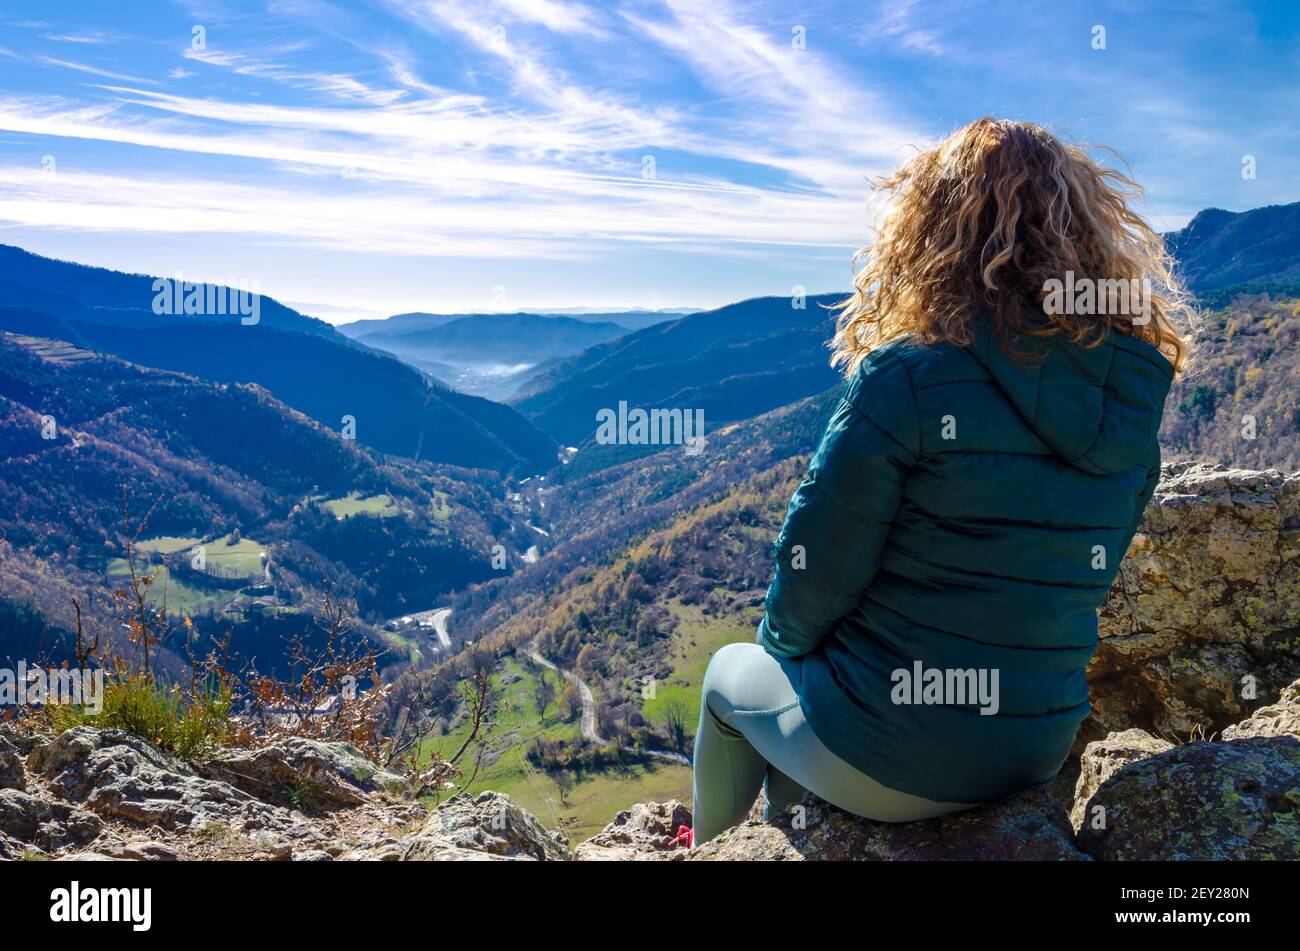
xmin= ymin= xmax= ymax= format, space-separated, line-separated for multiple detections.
xmin=700 ymin=641 xmax=761 ymax=720
xmin=701 ymin=641 xmax=795 ymax=722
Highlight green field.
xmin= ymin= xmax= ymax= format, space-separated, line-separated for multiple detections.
xmin=320 ymin=492 xmax=400 ymax=519
xmin=379 ymin=628 xmax=423 ymax=666
xmin=204 ymin=533 xmax=266 ymax=577
xmin=106 ymin=533 xmax=266 ymax=617
xmin=430 ymin=490 xmax=452 ymax=521
xmin=135 ymin=535 xmax=203 ymax=555
xmin=422 ymin=654 xmax=690 ymax=842
xmin=105 ymin=560 xmax=241 ymax=616
xmin=641 ymin=599 xmax=757 ymax=733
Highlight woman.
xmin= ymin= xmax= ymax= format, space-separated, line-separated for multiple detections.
xmin=690 ymin=117 xmax=1191 ymax=844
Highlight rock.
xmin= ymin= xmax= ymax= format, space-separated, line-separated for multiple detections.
xmin=0 ymin=788 xmax=102 ymax=851
xmin=0 ymin=725 xmax=48 ymax=756
xmin=1070 ymin=729 xmax=1173 ymax=832
xmin=55 ymin=851 xmax=125 ymax=861
xmin=1222 ymin=678 xmax=1300 ymax=739
xmin=1091 ymin=464 xmax=1300 ymax=744
xmin=119 ymin=840 xmax=180 ymax=862
xmin=576 ymin=800 xmax=693 ymax=861
xmin=1076 ymin=736 xmax=1300 ymax=860
xmin=0 ymin=734 xmax=24 ymax=791
xmin=197 ymin=738 xmax=406 ymax=811
xmin=341 ymin=838 xmax=404 ymax=862
xmin=28 ymin=727 xmax=291 ymax=834
xmin=689 ymin=789 xmax=1087 ymax=861
xmin=392 ymin=792 xmax=571 ymax=861
xmin=253 ymin=833 xmax=293 ymax=861
xmin=0 ymin=832 xmax=35 ymax=860
xmin=294 ymin=849 xmax=333 ymax=862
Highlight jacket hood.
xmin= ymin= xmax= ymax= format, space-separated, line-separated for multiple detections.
xmin=966 ymin=321 xmax=1174 ymax=475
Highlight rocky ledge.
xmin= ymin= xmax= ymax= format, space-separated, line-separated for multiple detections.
xmin=1090 ymin=463 xmax=1300 ymax=745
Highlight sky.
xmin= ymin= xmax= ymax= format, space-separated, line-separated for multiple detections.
xmin=0 ymin=1 xmax=1297 ymax=320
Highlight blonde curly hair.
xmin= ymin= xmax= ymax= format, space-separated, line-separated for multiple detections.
xmin=831 ymin=117 xmax=1192 ymax=374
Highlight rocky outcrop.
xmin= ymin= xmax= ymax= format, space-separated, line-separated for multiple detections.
xmin=0 ymin=788 xmax=101 ymax=853
xmin=373 ymin=791 xmax=571 ymax=861
xmin=28 ymin=727 xmax=294 ymax=833
xmin=197 ymin=738 xmax=405 ymax=811
xmin=1070 ymin=729 xmax=1173 ymax=831
xmin=1222 ymin=678 xmax=1300 ymax=739
xmin=1075 ymin=735 xmax=1300 ymax=860
xmin=688 ymin=789 xmax=1086 ymax=861
xmin=2 ymin=727 xmax=421 ymax=861
xmin=1090 ymin=464 xmax=1300 ymax=745
xmin=575 ymin=800 xmax=692 ymax=861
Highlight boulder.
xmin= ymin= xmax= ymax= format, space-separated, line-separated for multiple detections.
xmin=118 ymin=840 xmax=181 ymax=862
xmin=388 ymin=791 xmax=571 ymax=861
xmin=0 ymin=788 xmax=102 ymax=851
xmin=27 ymin=727 xmax=291 ymax=834
xmin=1076 ymin=735 xmax=1300 ymax=860
xmin=689 ymin=789 xmax=1087 ymax=861
xmin=1221 ymin=677 xmax=1300 ymax=739
xmin=1070 ymin=729 xmax=1173 ymax=832
xmin=1090 ymin=464 xmax=1300 ymax=744
xmin=576 ymin=800 xmax=693 ymax=861
xmin=197 ymin=738 xmax=406 ymax=811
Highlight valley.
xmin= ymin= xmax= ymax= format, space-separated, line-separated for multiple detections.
xmin=2 ymin=199 xmax=1300 ymax=840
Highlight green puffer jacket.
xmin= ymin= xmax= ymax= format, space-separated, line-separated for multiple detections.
xmin=758 ymin=325 xmax=1174 ymax=803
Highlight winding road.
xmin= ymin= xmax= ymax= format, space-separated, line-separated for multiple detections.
xmin=404 ymin=580 xmax=689 ymax=766
xmin=526 ymin=641 xmax=690 ymax=766
xmin=526 ymin=642 xmax=603 ymax=742
xmin=429 ymin=608 xmax=452 ymax=650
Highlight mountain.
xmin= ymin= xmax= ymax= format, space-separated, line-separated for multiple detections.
xmin=0 ymin=246 xmax=557 ymax=474
xmin=336 ymin=308 xmax=688 ymax=340
xmin=1166 ymin=200 xmax=1300 ymax=291
xmin=509 ymin=294 xmax=844 ymax=445
xmin=0 ymin=331 xmax=535 ymax=669
xmin=336 ymin=312 xmax=462 ymax=339
xmin=351 ymin=314 xmax=632 ymax=400
xmin=365 ymin=314 xmax=628 ymax=364
xmin=1161 ymin=292 xmax=1300 ymax=471
xmin=0 ymin=244 xmax=336 ymax=338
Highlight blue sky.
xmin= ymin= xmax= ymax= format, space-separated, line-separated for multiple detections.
xmin=0 ymin=1 xmax=1297 ymax=320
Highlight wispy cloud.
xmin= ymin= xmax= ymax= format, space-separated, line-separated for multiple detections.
xmin=40 ymin=32 xmax=123 ymax=45
xmin=35 ymin=56 xmax=161 ymax=86
xmin=0 ymin=0 xmax=1292 ymax=311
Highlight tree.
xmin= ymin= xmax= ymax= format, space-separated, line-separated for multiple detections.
xmin=661 ymin=697 xmax=690 ymax=754
xmin=559 ymin=683 xmax=582 ymax=722
xmin=532 ymin=668 xmax=556 ymax=718
xmin=552 ymin=768 xmax=574 ymax=807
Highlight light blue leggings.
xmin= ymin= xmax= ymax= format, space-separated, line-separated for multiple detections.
xmin=691 ymin=642 xmax=973 ymax=844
